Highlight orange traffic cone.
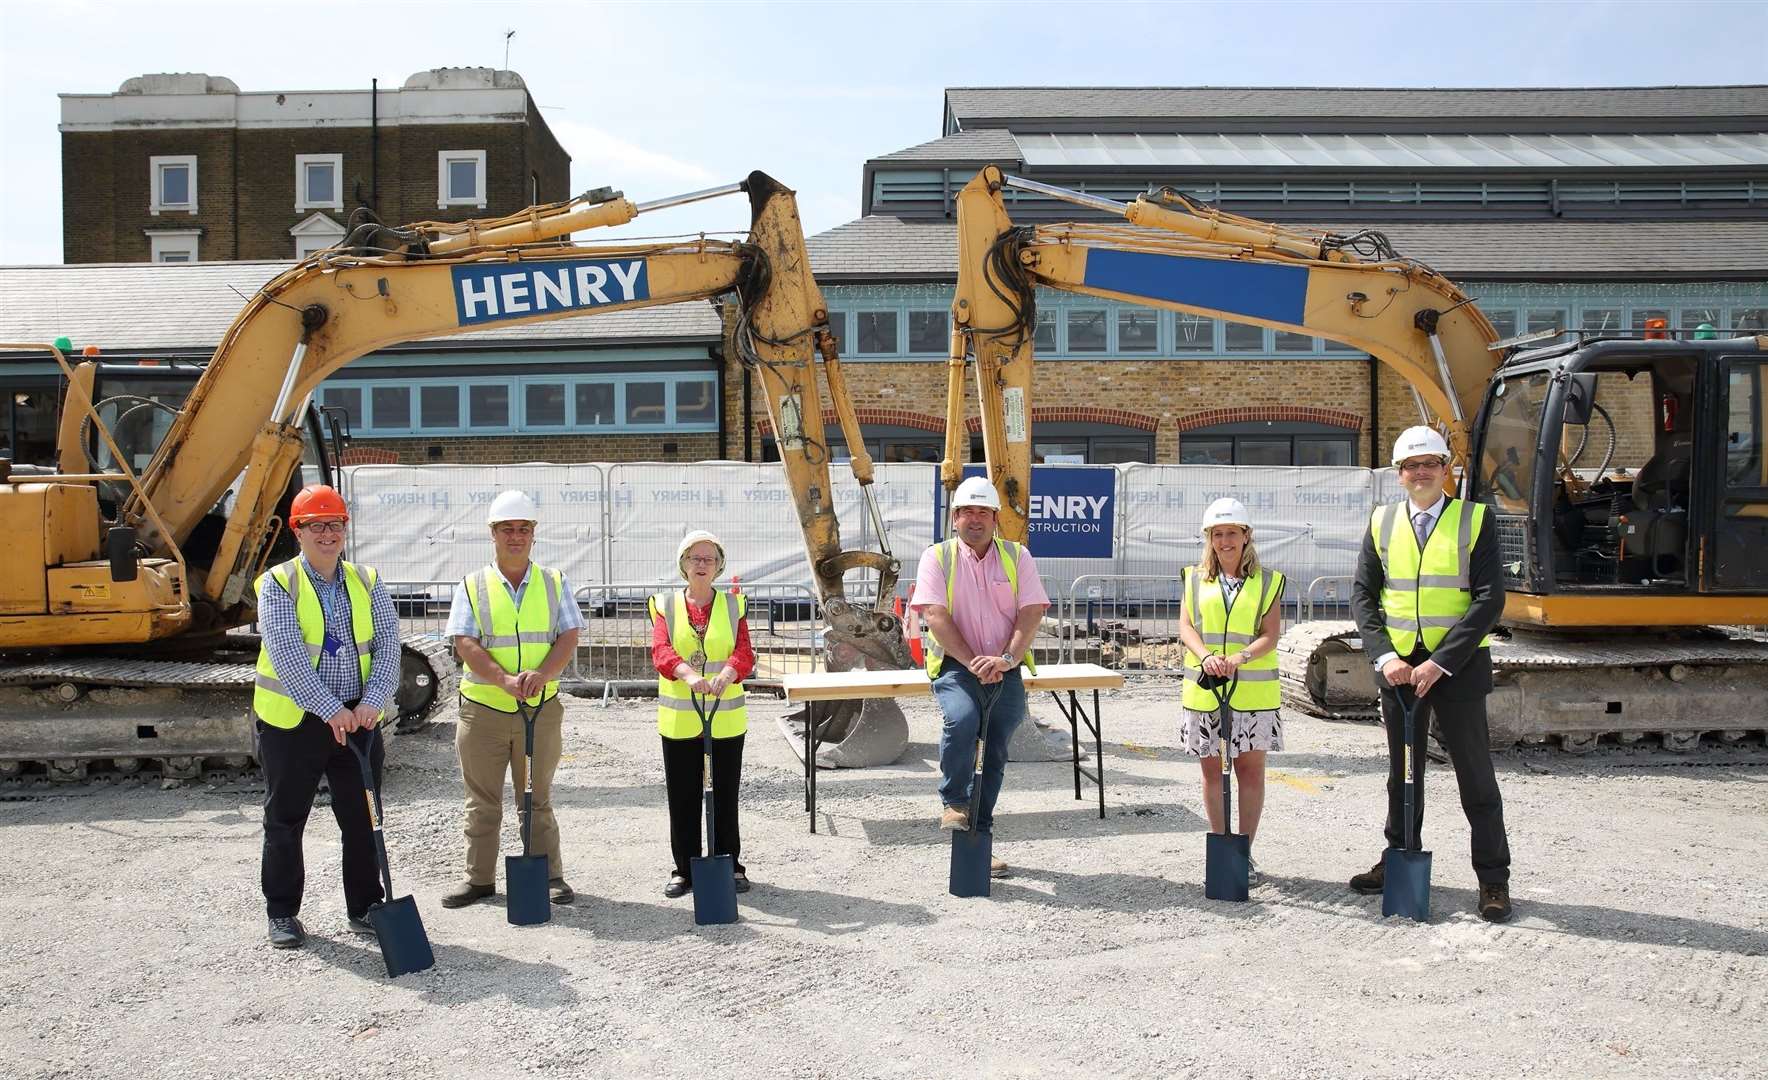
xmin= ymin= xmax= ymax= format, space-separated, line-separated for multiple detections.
xmin=896 ymin=596 xmax=923 ymax=666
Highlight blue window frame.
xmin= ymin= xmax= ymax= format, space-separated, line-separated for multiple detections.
xmin=319 ymin=372 xmax=718 ymax=436
xmin=822 ymin=285 xmax=1768 ymax=361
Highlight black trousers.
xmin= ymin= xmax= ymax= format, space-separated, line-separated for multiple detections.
xmin=257 ymin=710 xmax=384 ymax=919
xmin=661 ymin=732 xmax=744 ymax=881
xmin=1382 ymin=660 xmax=1511 ymax=885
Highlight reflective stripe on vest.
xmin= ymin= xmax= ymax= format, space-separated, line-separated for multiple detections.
xmin=459 ymin=563 xmax=563 ymax=712
xmin=924 ymin=536 xmax=1039 ymax=679
xmin=253 ymin=558 xmax=378 ymax=729
xmin=1372 ymin=498 xmax=1493 ymax=656
xmin=1180 ymin=565 xmax=1283 ymax=713
xmin=653 ymin=589 xmax=748 ymax=738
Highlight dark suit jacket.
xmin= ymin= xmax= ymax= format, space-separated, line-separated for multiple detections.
xmin=1349 ymin=498 xmax=1504 ymax=701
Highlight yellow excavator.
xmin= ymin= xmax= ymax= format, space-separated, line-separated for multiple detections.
xmin=0 ymin=172 xmax=912 ymax=782
xmin=944 ymin=164 xmax=1768 ymax=750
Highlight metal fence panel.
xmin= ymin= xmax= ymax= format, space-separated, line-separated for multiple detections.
xmin=344 ymin=463 xmax=608 ymax=591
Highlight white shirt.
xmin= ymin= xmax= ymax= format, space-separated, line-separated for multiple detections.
xmin=1372 ymin=493 xmax=1454 ymax=675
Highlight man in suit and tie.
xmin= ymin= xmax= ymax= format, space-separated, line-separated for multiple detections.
xmin=1349 ymin=425 xmax=1513 ymax=922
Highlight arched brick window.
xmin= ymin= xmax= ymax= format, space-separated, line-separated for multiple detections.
xmin=1176 ymin=406 xmax=1362 ymax=466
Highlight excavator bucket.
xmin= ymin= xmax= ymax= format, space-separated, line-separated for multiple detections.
xmin=781 ymin=695 xmax=910 ymax=769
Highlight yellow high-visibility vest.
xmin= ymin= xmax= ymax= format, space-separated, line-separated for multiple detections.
xmin=1180 ymin=566 xmax=1284 ymax=712
xmin=923 ymin=537 xmax=1039 ymax=679
xmin=459 ymin=563 xmax=564 ymax=712
xmin=651 ymin=589 xmax=748 ymax=738
xmin=1372 ymin=498 xmax=1494 ymax=656
xmin=253 ymin=558 xmax=378 ymax=729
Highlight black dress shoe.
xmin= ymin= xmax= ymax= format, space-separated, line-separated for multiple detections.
xmin=440 ymin=882 xmax=495 ymax=909
xmin=268 ymin=916 xmax=306 ymax=949
xmin=1479 ymin=883 xmax=1513 ymax=923
xmin=733 ymin=870 xmax=751 ymax=894
xmin=663 ymin=873 xmax=690 ymax=899
xmin=1349 ymin=860 xmax=1385 ymax=895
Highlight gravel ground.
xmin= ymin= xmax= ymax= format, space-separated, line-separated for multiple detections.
xmin=2 ymin=680 xmax=1765 ymax=1079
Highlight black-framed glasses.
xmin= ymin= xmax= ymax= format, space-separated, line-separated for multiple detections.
xmin=300 ymin=520 xmax=347 ymax=534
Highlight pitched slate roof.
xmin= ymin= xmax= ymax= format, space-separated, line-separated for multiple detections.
xmin=944 ymin=86 xmax=1768 ymax=128
xmin=872 ymin=129 xmax=1023 ymax=164
xmin=806 ymin=215 xmax=1768 ymax=282
xmin=0 ymin=261 xmax=722 ymax=355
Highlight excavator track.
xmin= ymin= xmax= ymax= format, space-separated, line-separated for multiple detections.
xmin=0 ymin=632 xmax=457 ymax=786
xmin=1278 ymin=620 xmax=1768 ymax=751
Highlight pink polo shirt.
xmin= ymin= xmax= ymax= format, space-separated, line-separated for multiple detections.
xmin=910 ymin=538 xmax=1050 ymax=659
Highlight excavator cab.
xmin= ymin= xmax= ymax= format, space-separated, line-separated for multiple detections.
xmin=68 ymin=361 xmax=340 ymax=583
xmin=1469 ymin=334 xmax=1768 ymax=603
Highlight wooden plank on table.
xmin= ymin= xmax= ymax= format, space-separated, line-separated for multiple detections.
xmin=781 ymin=662 xmax=1124 ymax=702
xmin=780 ymin=669 xmax=933 ymax=701
xmin=1023 ymin=663 xmax=1125 ymax=691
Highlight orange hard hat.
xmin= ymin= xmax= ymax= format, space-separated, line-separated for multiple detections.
xmin=289 ymin=483 xmax=349 ymax=525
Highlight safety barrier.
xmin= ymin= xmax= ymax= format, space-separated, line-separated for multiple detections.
xmin=1062 ymin=574 xmax=1188 ymax=673
xmin=1299 ymin=575 xmax=1357 ymax=623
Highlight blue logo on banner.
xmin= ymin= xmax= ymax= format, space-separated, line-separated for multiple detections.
xmin=451 ymin=258 xmax=650 ymax=326
xmin=937 ymin=465 xmax=1116 ymax=559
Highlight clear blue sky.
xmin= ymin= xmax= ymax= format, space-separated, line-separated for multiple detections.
xmin=2 ymin=0 xmax=1764 ymax=263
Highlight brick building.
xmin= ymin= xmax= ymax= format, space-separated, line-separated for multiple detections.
xmin=60 ymin=68 xmax=570 ymax=264
xmin=791 ymin=86 xmax=1768 ymax=468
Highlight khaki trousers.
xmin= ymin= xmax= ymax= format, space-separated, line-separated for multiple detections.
xmin=456 ymin=695 xmax=564 ymax=885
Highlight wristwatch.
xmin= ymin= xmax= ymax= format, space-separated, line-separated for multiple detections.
xmin=999 ymin=651 xmax=1017 ymax=667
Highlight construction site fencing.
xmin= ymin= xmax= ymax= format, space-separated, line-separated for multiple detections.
xmin=1062 ymin=574 xmax=1186 ymax=672
xmin=1299 ymin=575 xmax=1358 ymax=623
xmin=601 ymin=461 xmax=936 ymax=598
xmin=343 ymin=461 xmax=1406 ymax=610
xmin=342 ymin=464 xmax=609 ymax=590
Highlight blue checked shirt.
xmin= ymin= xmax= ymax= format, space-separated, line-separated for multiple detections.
xmin=259 ymin=557 xmax=403 ymax=720
xmin=446 ymin=562 xmax=584 ymax=641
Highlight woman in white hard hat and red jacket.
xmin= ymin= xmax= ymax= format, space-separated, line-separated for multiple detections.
xmin=440 ymin=489 xmax=583 ymax=910
xmin=650 ymin=530 xmax=756 ymax=898
xmin=1177 ymin=497 xmax=1286 ymax=885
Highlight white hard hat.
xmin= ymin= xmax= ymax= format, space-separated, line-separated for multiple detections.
xmin=1391 ymin=425 xmax=1451 ymax=467
xmin=486 ymin=489 xmax=539 ymax=525
xmin=677 ymin=529 xmax=725 ymax=578
xmin=1201 ymin=497 xmax=1252 ymax=534
xmin=951 ymin=476 xmax=1002 ymax=511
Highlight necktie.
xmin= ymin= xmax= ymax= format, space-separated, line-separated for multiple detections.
xmin=1413 ymin=511 xmax=1431 ymax=549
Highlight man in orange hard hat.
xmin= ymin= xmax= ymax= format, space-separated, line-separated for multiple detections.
xmin=253 ymin=484 xmax=403 ymax=949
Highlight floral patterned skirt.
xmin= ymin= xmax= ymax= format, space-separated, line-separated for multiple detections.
xmin=1180 ymin=707 xmax=1284 ymax=757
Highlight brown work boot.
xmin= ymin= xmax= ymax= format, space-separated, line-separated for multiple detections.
xmin=1479 ymin=883 xmax=1513 ymax=923
xmin=1348 ymin=860 xmax=1385 ymax=895
xmin=440 ymin=881 xmax=495 ymax=908
xmin=989 ymin=856 xmax=1010 ymax=879
xmin=939 ymin=805 xmax=970 ymax=831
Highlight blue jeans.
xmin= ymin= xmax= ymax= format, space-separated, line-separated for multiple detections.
xmin=934 ymin=666 xmax=1026 ymax=833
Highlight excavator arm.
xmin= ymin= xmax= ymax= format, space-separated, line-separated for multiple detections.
xmin=950 ymin=165 xmax=1500 ymax=541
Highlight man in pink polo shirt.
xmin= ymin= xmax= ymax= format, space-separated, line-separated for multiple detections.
xmin=911 ymin=476 xmax=1050 ymax=878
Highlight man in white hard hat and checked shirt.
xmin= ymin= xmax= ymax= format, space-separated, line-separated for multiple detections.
xmin=441 ymin=490 xmax=583 ymax=909
xmin=1350 ymin=426 xmax=1513 ymax=922
xmin=911 ymin=475 xmax=1050 ymax=878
